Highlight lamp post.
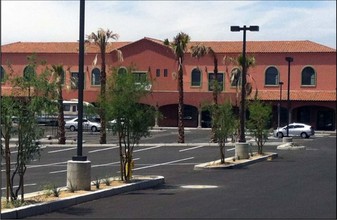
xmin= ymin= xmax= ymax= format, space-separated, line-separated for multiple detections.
xmin=285 ymin=57 xmax=293 ymax=137
xmin=230 ymin=25 xmax=259 ymax=143
xmin=67 ymin=0 xmax=91 ymax=191
xmin=278 ymin=81 xmax=284 ymax=128
xmin=72 ymin=0 xmax=86 ymax=161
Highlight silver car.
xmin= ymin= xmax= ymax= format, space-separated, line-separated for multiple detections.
xmin=65 ymin=117 xmax=101 ymax=132
xmin=274 ymin=123 xmax=315 ymax=139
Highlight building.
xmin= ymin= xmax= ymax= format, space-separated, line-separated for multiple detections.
xmin=1 ymin=38 xmax=336 ymax=130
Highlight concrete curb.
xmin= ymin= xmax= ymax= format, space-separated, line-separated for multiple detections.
xmin=1 ymin=175 xmax=165 ymax=219
xmin=277 ymin=142 xmax=306 ymax=150
xmin=194 ymin=152 xmax=278 ymax=170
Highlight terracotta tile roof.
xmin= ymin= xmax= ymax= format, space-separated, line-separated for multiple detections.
xmin=1 ymin=41 xmax=130 ymax=54
xmin=252 ymin=90 xmax=337 ymax=101
xmin=188 ymin=40 xmax=336 ymax=53
xmin=2 ymin=39 xmax=335 ymax=54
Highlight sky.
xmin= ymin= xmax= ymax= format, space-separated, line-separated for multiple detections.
xmin=1 ymin=1 xmax=336 ymax=49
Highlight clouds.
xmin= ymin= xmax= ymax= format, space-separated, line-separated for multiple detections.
xmin=1 ymin=1 xmax=336 ymax=48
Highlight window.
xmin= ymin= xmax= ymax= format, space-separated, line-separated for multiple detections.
xmin=164 ymin=69 xmax=168 ymax=77
xmin=132 ymin=72 xmax=147 ymax=83
xmin=191 ymin=68 xmax=201 ymax=87
xmin=265 ymin=66 xmax=279 ymax=85
xmin=91 ymin=68 xmax=101 ymax=85
xmin=23 ymin=65 xmax=35 ymax=81
xmin=118 ymin=67 xmax=127 ymax=75
xmin=208 ymin=72 xmax=224 ymax=91
xmin=301 ymin=66 xmax=316 ymax=86
xmin=156 ymin=69 xmax=160 ymax=77
xmin=71 ymin=72 xmax=79 ymax=89
xmin=230 ymin=68 xmax=241 ymax=87
xmin=63 ymin=104 xmax=71 ymax=112
xmin=0 ymin=66 xmax=5 ymax=82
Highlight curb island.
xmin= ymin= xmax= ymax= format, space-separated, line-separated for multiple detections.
xmin=1 ymin=175 xmax=165 ymax=219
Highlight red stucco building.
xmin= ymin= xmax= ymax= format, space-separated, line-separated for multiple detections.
xmin=1 ymin=38 xmax=336 ymax=130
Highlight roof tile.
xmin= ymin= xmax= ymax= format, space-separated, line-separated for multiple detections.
xmin=2 ymin=39 xmax=335 ymax=54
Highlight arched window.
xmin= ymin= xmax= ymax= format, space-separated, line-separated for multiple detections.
xmin=301 ymin=66 xmax=316 ymax=86
xmin=208 ymin=72 xmax=224 ymax=91
xmin=23 ymin=65 xmax=35 ymax=81
xmin=91 ymin=68 xmax=101 ymax=85
xmin=191 ymin=68 xmax=201 ymax=86
xmin=265 ymin=66 xmax=279 ymax=85
xmin=230 ymin=68 xmax=241 ymax=87
xmin=118 ymin=67 xmax=127 ymax=75
xmin=0 ymin=66 xmax=5 ymax=82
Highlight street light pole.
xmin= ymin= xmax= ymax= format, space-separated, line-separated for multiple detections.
xmin=285 ymin=57 xmax=293 ymax=137
xmin=73 ymin=0 xmax=86 ymax=161
xmin=278 ymin=81 xmax=284 ymax=128
xmin=230 ymin=25 xmax=259 ymax=143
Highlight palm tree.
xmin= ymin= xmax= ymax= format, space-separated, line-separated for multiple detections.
xmin=51 ymin=65 xmax=66 ymax=144
xmin=164 ymin=32 xmax=191 ymax=143
xmin=224 ymin=54 xmax=257 ymax=141
xmin=191 ymin=44 xmax=219 ymax=142
xmin=86 ymin=28 xmax=120 ymax=144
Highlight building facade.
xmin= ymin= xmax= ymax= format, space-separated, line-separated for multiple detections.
xmin=1 ymin=38 xmax=336 ymax=130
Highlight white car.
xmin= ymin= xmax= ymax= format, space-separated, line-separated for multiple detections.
xmin=65 ymin=118 xmax=101 ymax=132
xmin=273 ymin=123 xmax=315 ymax=139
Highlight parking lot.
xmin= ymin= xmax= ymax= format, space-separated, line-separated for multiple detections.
xmin=18 ymin=131 xmax=336 ymax=219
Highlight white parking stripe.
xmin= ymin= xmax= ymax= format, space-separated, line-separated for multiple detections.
xmin=179 ymin=145 xmax=205 ymax=152
xmin=50 ymin=169 xmax=67 ymax=174
xmin=133 ymin=157 xmax=194 ymax=171
xmin=88 ymin=146 xmax=119 ymax=153
xmin=91 ymin=158 xmax=140 ymax=168
xmin=27 ymin=161 xmax=67 ymax=168
xmin=134 ymin=145 xmax=163 ymax=152
xmin=1 ymin=183 xmax=37 ymax=190
xmin=48 ymin=147 xmax=77 ymax=153
xmin=227 ymin=147 xmax=235 ymax=151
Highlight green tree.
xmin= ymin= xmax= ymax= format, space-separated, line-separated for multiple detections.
xmin=86 ymin=28 xmax=122 ymax=144
xmin=164 ymin=32 xmax=191 ymax=143
xmin=51 ymin=65 xmax=66 ymax=144
xmin=106 ymin=66 xmax=156 ymax=182
xmin=191 ymin=44 xmax=220 ymax=142
xmin=4 ymin=55 xmax=55 ymax=203
xmin=1 ymin=97 xmax=19 ymax=202
xmin=247 ymin=99 xmax=272 ymax=155
xmin=210 ymin=102 xmax=237 ymax=163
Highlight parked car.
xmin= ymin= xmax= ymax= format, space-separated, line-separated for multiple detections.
xmin=65 ymin=117 xmax=101 ymax=132
xmin=273 ymin=123 xmax=315 ymax=138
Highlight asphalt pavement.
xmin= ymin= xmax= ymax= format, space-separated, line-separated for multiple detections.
xmin=19 ymin=132 xmax=336 ymax=219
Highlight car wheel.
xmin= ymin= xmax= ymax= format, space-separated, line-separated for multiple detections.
xmin=69 ymin=126 xmax=76 ymax=132
xmin=301 ymin=132 xmax=308 ymax=138
xmin=277 ymin=132 xmax=284 ymax=138
xmin=91 ymin=126 xmax=97 ymax=132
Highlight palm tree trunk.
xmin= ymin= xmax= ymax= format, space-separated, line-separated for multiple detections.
xmin=57 ymin=83 xmax=66 ymax=144
xmin=100 ymin=53 xmax=107 ymax=144
xmin=177 ymin=61 xmax=185 ymax=143
xmin=211 ymin=57 xmax=218 ymax=143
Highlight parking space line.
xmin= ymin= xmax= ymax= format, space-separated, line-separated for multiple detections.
xmin=91 ymin=158 xmax=140 ymax=168
xmin=133 ymin=157 xmax=194 ymax=171
xmin=134 ymin=144 xmax=163 ymax=152
xmin=179 ymin=145 xmax=205 ymax=152
xmin=88 ymin=146 xmax=119 ymax=153
xmin=27 ymin=161 xmax=67 ymax=169
xmin=227 ymin=147 xmax=235 ymax=151
xmin=48 ymin=147 xmax=77 ymax=154
xmin=2 ymin=183 xmax=36 ymax=190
